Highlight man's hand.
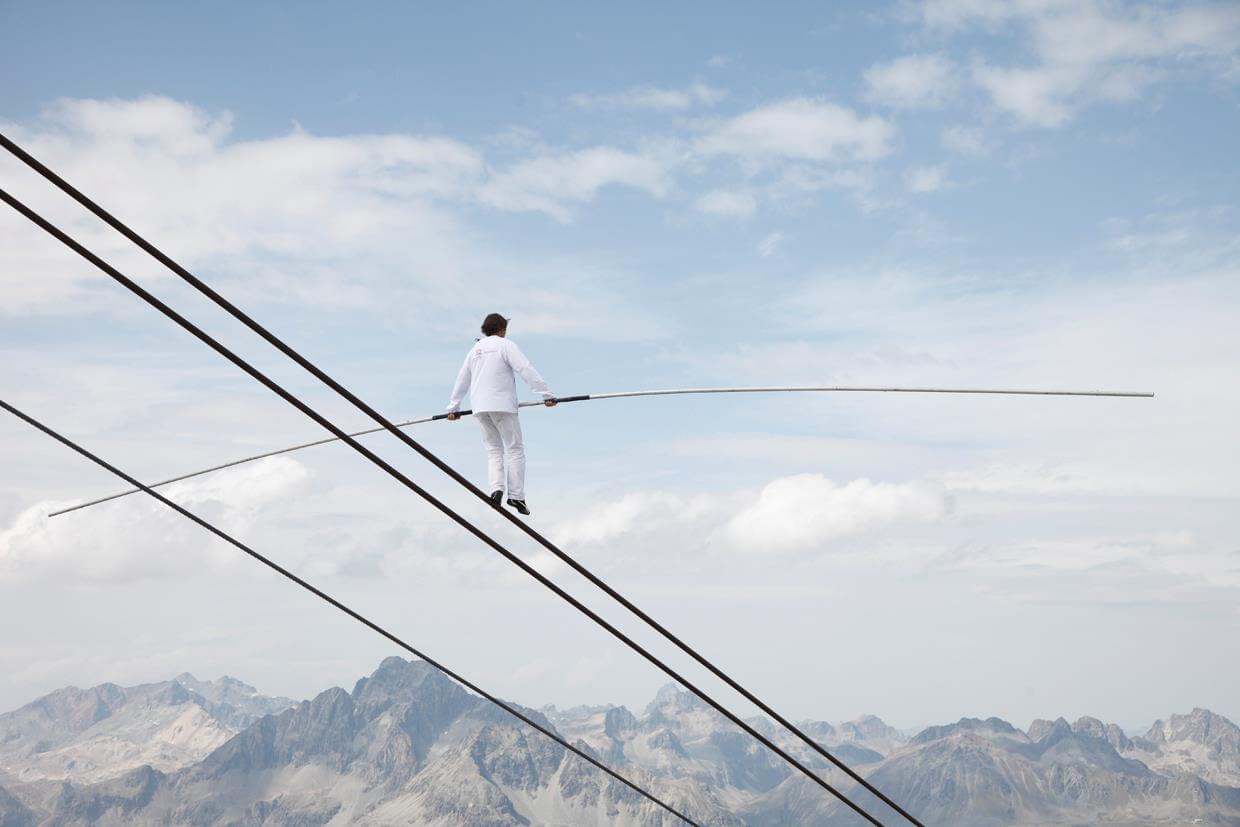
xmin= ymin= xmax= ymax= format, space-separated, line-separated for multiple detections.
xmin=544 ymin=398 xmax=557 ymax=407
xmin=446 ymin=412 xmax=460 ymax=421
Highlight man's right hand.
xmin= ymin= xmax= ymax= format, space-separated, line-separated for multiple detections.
xmin=446 ymin=412 xmax=459 ymax=421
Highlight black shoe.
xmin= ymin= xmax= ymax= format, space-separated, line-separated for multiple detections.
xmin=489 ymin=491 xmax=504 ymax=507
xmin=506 ymin=498 xmax=530 ymax=516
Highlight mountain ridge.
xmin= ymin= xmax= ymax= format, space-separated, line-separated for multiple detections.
xmin=0 ymin=673 xmax=295 ymax=786
xmin=1 ymin=662 xmax=1237 ymax=825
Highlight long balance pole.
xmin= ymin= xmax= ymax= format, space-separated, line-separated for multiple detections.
xmin=49 ymin=385 xmax=1153 ymax=518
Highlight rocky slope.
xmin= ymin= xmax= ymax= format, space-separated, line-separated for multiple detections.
xmin=0 ymin=783 xmax=35 ymax=827
xmin=0 ymin=674 xmax=294 ymax=784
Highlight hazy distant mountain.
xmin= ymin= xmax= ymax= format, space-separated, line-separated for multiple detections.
xmin=1127 ymin=708 xmax=1240 ymax=787
xmin=0 ymin=674 xmax=294 ymax=785
xmin=2 ymin=659 xmax=1237 ymax=825
xmin=7 ymin=659 xmax=718 ymax=826
xmin=835 ymin=715 xmax=905 ymax=757
xmin=815 ymin=715 xmax=1240 ymax=826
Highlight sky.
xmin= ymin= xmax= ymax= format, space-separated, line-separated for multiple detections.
xmin=1 ymin=1 xmax=1238 ymax=734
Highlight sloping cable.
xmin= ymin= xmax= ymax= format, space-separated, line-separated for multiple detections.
xmin=50 ymin=384 xmax=1153 ymax=517
xmin=0 ymin=186 xmax=888 ymax=825
xmin=0 ymin=133 xmax=928 ymax=825
xmin=0 ymin=398 xmax=699 ymax=826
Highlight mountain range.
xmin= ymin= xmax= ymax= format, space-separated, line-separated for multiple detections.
xmin=1 ymin=658 xmax=1237 ymax=825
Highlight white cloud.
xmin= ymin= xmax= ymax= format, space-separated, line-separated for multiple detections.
xmin=569 ymin=82 xmax=727 ymax=111
xmin=0 ymin=96 xmax=482 ymax=313
xmin=723 ymin=475 xmax=949 ymax=554
xmin=48 ymin=95 xmax=236 ymax=153
xmin=767 ymin=165 xmax=884 ymax=211
xmin=922 ymin=0 xmax=1072 ymax=30
xmin=925 ymin=1 xmax=1240 ymax=126
xmin=545 ymin=474 xmax=948 ymax=558
xmin=697 ymin=98 xmax=895 ymax=163
xmin=864 ymin=53 xmax=959 ymax=109
xmin=942 ymin=124 xmax=989 ymax=156
xmin=942 ymin=532 xmax=1240 ymax=603
xmin=758 ymin=231 xmax=786 ymax=257
xmin=906 ymin=164 xmax=950 ymax=193
xmin=694 ymin=189 xmax=757 ymax=218
xmin=970 ymin=62 xmax=1079 ymax=127
xmin=550 ymin=491 xmax=715 ymax=547
xmin=940 ymin=452 xmax=1232 ymax=500
xmin=0 ymin=96 xmax=679 ymax=333
xmin=480 ymin=147 xmax=671 ymax=223
xmin=0 ymin=457 xmax=309 ymax=584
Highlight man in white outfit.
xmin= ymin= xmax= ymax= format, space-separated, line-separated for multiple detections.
xmin=446 ymin=313 xmax=556 ymax=515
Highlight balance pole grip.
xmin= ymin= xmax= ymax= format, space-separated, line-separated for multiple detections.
xmin=432 ymin=409 xmax=474 ymax=420
xmin=554 ymin=395 xmax=590 ymax=403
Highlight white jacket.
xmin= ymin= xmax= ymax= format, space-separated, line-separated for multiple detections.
xmin=447 ymin=336 xmax=554 ymax=414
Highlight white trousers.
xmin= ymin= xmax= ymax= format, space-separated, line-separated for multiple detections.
xmin=476 ymin=411 xmax=525 ymax=500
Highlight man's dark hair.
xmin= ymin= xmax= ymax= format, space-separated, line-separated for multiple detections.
xmin=481 ymin=312 xmax=509 ymax=336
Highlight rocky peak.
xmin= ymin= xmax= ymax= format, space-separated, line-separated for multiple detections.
xmin=644 ymin=683 xmax=687 ymax=713
xmin=1127 ymin=709 xmax=1240 ymax=787
xmin=174 ymin=673 xmax=262 ymax=702
xmin=1028 ymin=716 xmax=1072 ymax=743
xmin=169 ymin=673 xmax=292 ymax=731
xmin=795 ymin=719 xmax=837 ymax=745
xmin=352 ymin=657 xmax=439 ymax=703
xmin=1070 ymin=716 xmax=1133 ymax=752
xmin=651 ymin=683 xmax=681 ymax=705
xmin=23 ymin=683 xmax=129 ymax=734
xmin=603 ymin=706 xmax=637 ymax=738
xmin=1072 ymin=716 xmax=1107 ymax=739
xmin=839 ymin=714 xmax=897 ymax=742
xmin=1031 ymin=724 xmax=1149 ymax=774
xmin=351 ymin=658 xmax=475 ymax=739
xmin=1145 ymin=709 xmax=1240 ymax=751
xmin=912 ymin=716 xmax=1023 ymax=745
xmin=643 ymin=683 xmax=706 ymax=724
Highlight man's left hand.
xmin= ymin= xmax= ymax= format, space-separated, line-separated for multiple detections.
xmin=544 ymin=399 xmax=557 ymax=407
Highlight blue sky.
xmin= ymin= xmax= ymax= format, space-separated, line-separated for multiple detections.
xmin=2 ymin=1 xmax=1239 ymax=731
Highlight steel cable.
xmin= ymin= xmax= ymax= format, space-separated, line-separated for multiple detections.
xmin=0 ymin=398 xmax=699 ymax=826
xmin=1 ymin=132 xmax=926 ymax=825
xmin=0 ymin=185 xmax=888 ymax=825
